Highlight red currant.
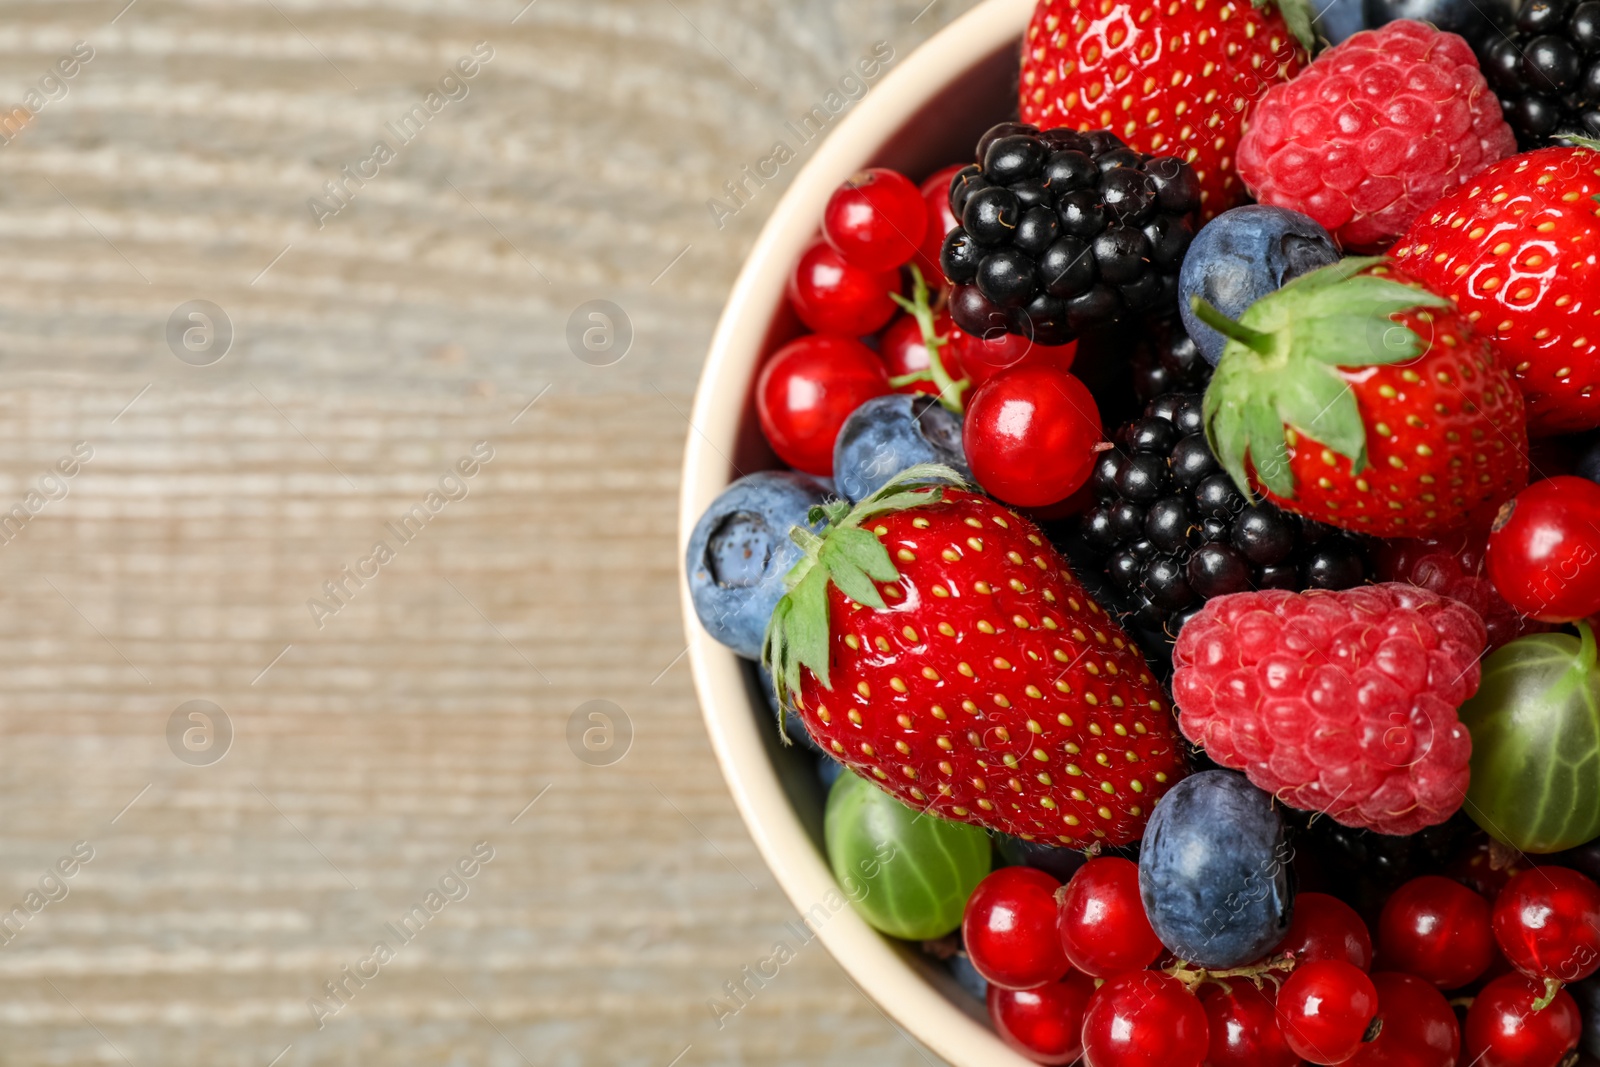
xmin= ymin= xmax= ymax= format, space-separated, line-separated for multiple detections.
xmin=912 ymin=164 xmax=965 ymax=287
xmin=1486 ymin=475 xmax=1600 ymax=622
xmin=822 ymin=168 xmax=926 ymax=272
xmin=963 ymin=365 xmax=1101 ymax=508
xmin=1200 ymin=982 xmax=1300 ymax=1067
xmin=1492 ymin=866 xmax=1600 ymax=984
xmin=787 ymin=239 xmax=901 ymax=337
xmin=880 ymin=309 xmax=965 ymax=400
xmin=953 ymin=323 xmax=1077 ymax=390
xmin=1462 ymin=972 xmax=1581 ymax=1067
xmin=755 ymin=334 xmax=889 ymax=476
xmin=1447 ymin=838 xmax=1533 ymax=900
xmin=1275 ymin=959 xmax=1380 ymax=1064
xmin=1080 ymin=971 xmax=1209 ymax=1067
xmin=987 ymin=969 xmax=1096 ymax=1065
xmin=1274 ymin=891 xmax=1374 ymax=970
xmin=1056 ymin=857 xmax=1163 ymax=977
xmin=962 ymin=867 xmax=1070 ymax=991
xmin=1344 ymin=972 xmax=1460 ymax=1067
xmin=1378 ymin=875 xmax=1495 ymax=989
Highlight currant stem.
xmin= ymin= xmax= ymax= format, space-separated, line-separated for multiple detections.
xmin=1161 ymin=953 xmax=1298 ymax=994
xmin=1189 ymin=296 xmax=1276 ymax=356
xmin=1532 ymin=975 xmax=1565 ymax=1011
xmin=889 ymin=265 xmax=970 ymax=415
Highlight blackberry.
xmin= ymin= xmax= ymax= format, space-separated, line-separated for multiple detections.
xmin=942 ymin=123 xmax=1200 ymax=347
xmin=1288 ymin=809 xmax=1482 ymax=925
xmin=1077 ymin=392 xmax=1372 ymax=647
xmin=1130 ymin=317 xmax=1212 ymax=404
xmin=1479 ymin=0 xmax=1600 ymax=146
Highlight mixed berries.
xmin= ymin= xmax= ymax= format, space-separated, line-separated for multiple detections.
xmin=685 ymin=0 xmax=1600 ymax=1061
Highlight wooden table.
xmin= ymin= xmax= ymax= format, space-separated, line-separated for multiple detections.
xmin=0 ymin=1 xmax=980 ymax=1062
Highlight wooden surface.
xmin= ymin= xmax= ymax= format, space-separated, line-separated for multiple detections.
xmin=0 ymin=1 xmax=983 ymax=1063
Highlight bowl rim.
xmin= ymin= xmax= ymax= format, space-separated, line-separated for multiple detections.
xmin=677 ymin=2 xmax=1040 ymax=1063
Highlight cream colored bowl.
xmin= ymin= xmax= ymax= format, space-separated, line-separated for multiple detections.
xmin=678 ymin=1 xmax=1041 ymax=1062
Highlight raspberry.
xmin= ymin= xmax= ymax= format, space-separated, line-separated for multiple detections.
xmin=1172 ymin=583 xmax=1487 ymax=836
xmin=1236 ymin=20 xmax=1516 ymax=250
xmin=1372 ymin=526 xmax=1553 ymax=652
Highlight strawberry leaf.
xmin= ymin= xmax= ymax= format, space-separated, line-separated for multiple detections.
xmin=1277 ymin=255 xmax=1385 ymax=296
xmin=1294 ymin=279 xmax=1451 ymax=367
xmin=1256 ymin=0 xmax=1316 ymax=54
xmin=1280 ymin=367 xmax=1365 ymax=469
xmin=1568 ymin=135 xmax=1600 ymax=151
xmin=821 ymin=554 xmax=886 ymax=611
xmin=827 ymin=525 xmax=900 ymax=582
xmin=1246 ymin=398 xmax=1296 ymax=498
xmin=1202 ymin=259 xmax=1447 ymax=503
xmin=784 ymin=567 xmax=833 ymax=691
xmin=1205 ymin=390 xmax=1255 ymax=502
xmin=762 ymin=463 xmax=969 ymax=713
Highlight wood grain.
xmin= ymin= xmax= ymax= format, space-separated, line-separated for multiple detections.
xmin=0 ymin=0 xmax=983 ymax=1063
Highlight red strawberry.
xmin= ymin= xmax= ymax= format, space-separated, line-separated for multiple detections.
xmin=764 ymin=468 xmax=1187 ymax=845
xmin=1019 ymin=0 xmax=1310 ymax=221
xmin=1391 ymin=144 xmax=1600 ymax=436
xmin=1195 ymin=258 xmax=1528 ymax=537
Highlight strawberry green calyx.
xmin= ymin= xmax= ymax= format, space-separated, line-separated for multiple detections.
xmin=1570 ymin=135 xmax=1600 ymax=151
xmin=762 ymin=463 xmax=967 ymax=725
xmin=888 ymin=265 xmax=969 ymax=414
xmin=1196 ymin=257 xmax=1451 ymax=503
xmin=1252 ymin=0 xmax=1316 ymax=53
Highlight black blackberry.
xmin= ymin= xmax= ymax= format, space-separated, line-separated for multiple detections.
xmin=1130 ymin=316 xmax=1212 ymax=404
xmin=941 ymin=123 xmax=1200 ymax=347
xmin=1479 ymin=0 xmax=1600 ymax=146
xmin=1077 ymin=392 xmax=1373 ymax=646
xmin=1288 ymin=809 xmax=1482 ymax=925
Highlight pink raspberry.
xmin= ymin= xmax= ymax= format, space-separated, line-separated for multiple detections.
xmin=1172 ymin=584 xmax=1487 ymax=836
xmin=1236 ymin=20 xmax=1515 ymax=251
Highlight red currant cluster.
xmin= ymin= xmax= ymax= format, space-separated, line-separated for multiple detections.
xmin=961 ymin=858 xmax=1600 ymax=1066
xmin=755 ymin=164 xmax=1100 ymax=507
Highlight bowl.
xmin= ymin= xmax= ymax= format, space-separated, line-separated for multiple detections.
xmin=678 ymin=2 xmax=1040 ymax=1062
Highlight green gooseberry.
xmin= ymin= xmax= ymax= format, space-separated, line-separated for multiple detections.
xmin=1458 ymin=621 xmax=1600 ymax=853
xmin=823 ymin=770 xmax=992 ymax=940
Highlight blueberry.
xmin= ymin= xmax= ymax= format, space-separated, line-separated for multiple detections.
xmin=1138 ymin=770 xmax=1293 ymax=968
xmin=948 ymin=951 xmax=989 ymax=1001
xmin=1364 ymin=0 xmax=1514 ymax=49
xmin=832 ymin=394 xmax=968 ymax=503
xmin=1178 ymin=206 xmax=1340 ymax=365
xmin=1315 ymin=0 xmax=1366 ymax=44
xmin=685 ymin=471 xmax=832 ymax=658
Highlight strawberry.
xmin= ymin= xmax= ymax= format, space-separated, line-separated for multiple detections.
xmin=1019 ymin=0 xmax=1311 ymax=221
xmin=763 ymin=466 xmax=1187 ymax=845
xmin=1391 ymin=143 xmax=1600 ymax=436
xmin=1194 ymin=258 xmax=1529 ymax=537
